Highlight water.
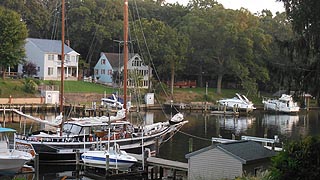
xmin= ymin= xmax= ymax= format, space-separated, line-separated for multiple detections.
xmin=1 ymin=110 xmax=320 ymax=179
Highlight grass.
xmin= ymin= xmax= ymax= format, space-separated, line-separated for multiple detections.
xmin=0 ymin=79 xmax=288 ymax=106
xmin=0 ymin=79 xmax=117 ymax=98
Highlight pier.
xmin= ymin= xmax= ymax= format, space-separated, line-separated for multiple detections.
xmin=77 ymin=150 xmax=188 ymax=180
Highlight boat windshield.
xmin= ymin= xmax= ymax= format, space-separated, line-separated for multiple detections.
xmin=63 ymin=123 xmax=84 ymax=135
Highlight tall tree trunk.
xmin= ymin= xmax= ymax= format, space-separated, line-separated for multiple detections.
xmin=2 ymin=68 xmax=6 ymax=79
xmin=217 ymin=73 xmax=223 ymax=94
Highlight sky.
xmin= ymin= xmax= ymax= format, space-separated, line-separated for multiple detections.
xmin=166 ymin=0 xmax=285 ymax=15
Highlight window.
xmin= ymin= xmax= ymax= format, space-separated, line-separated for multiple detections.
xmin=108 ymin=69 xmax=112 ymax=75
xmin=101 ymin=59 xmax=106 ymax=65
xmin=58 ymin=55 xmax=62 ymax=60
xmin=48 ymin=67 xmax=53 ymax=75
xmin=71 ymin=56 xmax=75 ymax=62
xmin=66 ymin=55 xmax=70 ymax=62
xmin=101 ymin=69 xmax=105 ymax=74
xmin=37 ymin=67 xmax=40 ymax=72
xmin=94 ymin=69 xmax=98 ymax=75
xmin=48 ymin=54 xmax=54 ymax=61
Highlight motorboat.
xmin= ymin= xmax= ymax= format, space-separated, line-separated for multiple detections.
xmin=217 ymin=93 xmax=256 ymax=112
xmin=101 ymin=93 xmax=130 ymax=109
xmin=0 ymin=127 xmax=33 ymax=174
xmin=15 ymin=114 xmax=188 ymax=162
xmin=81 ymin=143 xmax=137 ymax=170
xmin=262 ymin=94 xmax=300 ymax=113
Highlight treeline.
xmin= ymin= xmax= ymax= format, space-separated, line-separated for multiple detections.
xmin=1 ymin=0 xmax=319 ymax=104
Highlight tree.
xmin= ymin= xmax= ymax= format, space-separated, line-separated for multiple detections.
xmin=270 ymin=136 xmax=320 ymax=179
xmin=22 ymin=62 xmax=37 ymax=77
xmin=180 ymin=4 xmax=270 ymax=94
xmin=132 ymin=18 xmax=189 ymax=98
xmin=0 ymin=6 xmax=28 ymax=79
xmin=279 ymin=0 xmax=320 ymax=105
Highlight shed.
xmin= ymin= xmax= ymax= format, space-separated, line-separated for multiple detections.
xmin=185 ymin=140 xmax=276 ymax=180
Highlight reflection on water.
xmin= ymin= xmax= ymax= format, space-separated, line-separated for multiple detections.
xmin=262 ymin=114 xmax=299 ymax=135
xmin=217 ymin=115 xmax=255 ymax=135
xmin=1 ymin=110 xmax=320 ymax=179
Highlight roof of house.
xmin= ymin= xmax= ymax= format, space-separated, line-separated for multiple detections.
xmin=185 ymin=140 xmax=276 ymax=164
xmin=27 ymin=38 xmax=78 ymax=54
xmin=103 ymin=53 xmax=135 ymax=69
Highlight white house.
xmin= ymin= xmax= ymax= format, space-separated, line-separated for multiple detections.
xmin=94 ymin=52 xmax=152 ymax=88
xmin=19 ymin=38 xmax=80 ymax=80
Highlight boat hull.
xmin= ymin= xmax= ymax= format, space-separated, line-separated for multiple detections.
xmin=15 ymin=123 xmax=181 ymax=162
xmin=0 ymin=158 xmax=29 ymax=173
xmin=81 ymin=151 xmax=137 ymax=169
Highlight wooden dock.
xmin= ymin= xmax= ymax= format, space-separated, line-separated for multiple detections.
xmin=128 ymin=153 xmax=188 ymax=172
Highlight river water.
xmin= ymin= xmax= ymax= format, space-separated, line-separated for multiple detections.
xmin=1 ymin=109 xmax=320 ymax=179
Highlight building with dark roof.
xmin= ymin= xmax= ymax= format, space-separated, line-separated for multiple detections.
xmin=94 ymin=52 xmax=152 ymax=88
xmin=185 ymin=140 xmax=276 ymax=180
xmin=19 ymin=38 xmax=80 ymax=80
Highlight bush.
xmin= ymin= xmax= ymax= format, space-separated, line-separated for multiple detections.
xmin=23 ymin=79 xmax=38 ymax=93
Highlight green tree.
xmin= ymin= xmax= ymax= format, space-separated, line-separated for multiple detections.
xmin=279 ymin=0 xmax=320 ymax=105
xmin=180 ymin=4 xmax=270 ymax=94
xmin=132 ymin=18 xmax=189 ymax=98
xmin=0 ymin=6 xmax=28 ymax=79
xmin=270 ymin=136 xmax=320 ymax=179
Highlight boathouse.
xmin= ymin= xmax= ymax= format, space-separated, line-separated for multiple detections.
xmin=185 ymin=140 xmax=276 ymax=180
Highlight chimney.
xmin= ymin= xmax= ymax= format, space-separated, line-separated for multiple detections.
xmin=65 ymin=40 xmax=70 ymax=47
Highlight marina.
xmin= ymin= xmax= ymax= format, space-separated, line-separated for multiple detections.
xmin=1 ymin=109 xmax=320 ymax=179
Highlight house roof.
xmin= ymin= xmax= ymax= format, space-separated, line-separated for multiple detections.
xmin=103 ymin=52 xmax=135 ymax=69
xmin=185 ymin=140 xmax=276 ymax=164
xmin=27 ymin=38 xmax=78 ymax=54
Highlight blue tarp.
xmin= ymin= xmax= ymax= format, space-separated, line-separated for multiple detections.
xmin=0 ymin=127 xmax=16 ymax=133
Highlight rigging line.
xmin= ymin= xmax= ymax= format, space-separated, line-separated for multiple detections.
xmin=131 ymin=0 xmax=171 ymax=99
xmin=178 ymin=130 xmax=212 ymax=142
xmin=129 ymin=3 xmax=171 ymax=119
xmin=160 ymin=126 xmax=184 ymax=144
xmin=50 ymin=0 xmax=60 ymax=40
xmin=85 ymin=1 xmax=109 ymax=64
xmin=153 ymin=90 xmax=170 ymax=119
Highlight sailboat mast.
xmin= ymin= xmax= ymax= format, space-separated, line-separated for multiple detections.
xmin=123 ymin=0 xmax=128 ymax=110
xmin=60 ymin=0 xmax=65 ymax=114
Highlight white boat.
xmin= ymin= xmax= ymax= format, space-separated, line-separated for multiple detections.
xmin=81 ymin=143 xmax=137 ymax=170
xmin=0 ymin=127 xmax=33 ymax=173
xmin=262 ymin=94 xmax=300 ymax=113
xmin=217 ymin=93 xmax=256 ymax=112
xmin=101 ymin=93 xmax=127 ymax=109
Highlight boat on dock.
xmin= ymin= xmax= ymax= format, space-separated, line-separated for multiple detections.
xmin=262 ymin=94 xmax=300 ymax=113
xmin=217 ymin=93 xmax=256 ymax=113
xmin=81 ymin=143 xmax=137 ymax=170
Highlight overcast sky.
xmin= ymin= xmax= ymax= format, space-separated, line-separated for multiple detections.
xmin=165 ymin=0 xmax=285 ymax=14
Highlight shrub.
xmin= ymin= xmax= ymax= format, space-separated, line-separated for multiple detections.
xmin=23 ymin=79 xmax=38 ymax=93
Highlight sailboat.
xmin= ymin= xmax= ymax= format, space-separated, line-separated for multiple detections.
xmin=15 ymin=0 xmax=187 ymax=162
